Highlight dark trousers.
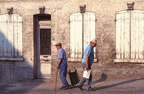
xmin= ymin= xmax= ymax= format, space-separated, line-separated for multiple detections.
xmin=78 ymin=63 xmax=92 ymax=89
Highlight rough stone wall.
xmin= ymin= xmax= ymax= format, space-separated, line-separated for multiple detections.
xmin=0 ymin=0 xmax=144 ymax=82
xmin=51 ymin=0 xmax=144 ymax=79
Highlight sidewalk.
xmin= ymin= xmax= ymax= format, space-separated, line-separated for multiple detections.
xmin=1 ymin=75 xmax=144 ymax=94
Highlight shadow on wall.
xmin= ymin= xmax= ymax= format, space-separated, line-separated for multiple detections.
xmin=0 ymin=28 xmax=44 ymax=93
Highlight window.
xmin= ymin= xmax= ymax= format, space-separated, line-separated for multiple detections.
xmin=0 ymin=14 xmax=22 ymax=59
xmin=70 ymin=12 xmax=96 ymax=59
xmin=39 ymin=15 xmax=51 ymax=56
xmin=40 ymin=29 xmax=51 ymax=55
xmin=115 ymin=10 xmax=144 ymax=62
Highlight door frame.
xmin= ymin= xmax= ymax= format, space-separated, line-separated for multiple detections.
xmin=33 ymin=14 xmax=51 ymax=79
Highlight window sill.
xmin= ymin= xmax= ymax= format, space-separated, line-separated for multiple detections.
xmin=0 ymin=57 xmax=24 ymax=61
xmin=68 ymin=58 xmax=97 ymax=62
xmin=114 ymin=59 xmax=144 ymax=63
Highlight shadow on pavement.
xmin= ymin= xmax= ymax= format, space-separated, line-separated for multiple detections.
xmin=1 ymin=80 xmax=44 ymax=94
xmin=92 ymin=78 xmax=144 ymax=91
xmin=91 ymin=73 xmax=107 ymax=85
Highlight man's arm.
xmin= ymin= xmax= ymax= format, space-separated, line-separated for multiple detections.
xmin=86 ymin=56 xmax=89 ymax=71
xmin=57 ymin=49 xmax=63 ymax=70
xmin=56 ymin=58 xmax=62 ymax=70
xmin=85 ymin=47 xmax=91 ymax=71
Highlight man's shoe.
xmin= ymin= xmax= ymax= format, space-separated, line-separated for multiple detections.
xmin=87 ymin=87 xmax=94 ymax=91
xmin=63 ymin=85 xmax=71 ymax=90
xmin=76 ymin=84 xmax=83 ymax=90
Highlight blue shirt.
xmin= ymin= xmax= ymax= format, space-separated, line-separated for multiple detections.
xmin=56 ymin=48 xmax=67 ymax=67
xmin=82 ymin=44 xmax=94 ymax=65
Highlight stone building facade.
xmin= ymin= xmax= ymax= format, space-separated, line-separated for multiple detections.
xmin=0 ymin=0 xmax=144 ymax=82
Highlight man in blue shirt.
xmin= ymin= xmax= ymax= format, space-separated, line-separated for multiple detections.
xmin=55 ymin=42 xmax=70 ymax=89
xmin=77 ymin=39 xmax=97 ymax=91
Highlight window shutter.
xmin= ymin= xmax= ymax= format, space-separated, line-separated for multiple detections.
xmin=70 ymin=13 xmax=82 ymax=58
xmin=84 ymin=12 xmax=96 ymax=57
xmin=12 ymin=14 xmax=22 ymax=57
xmin=0 ymin=14 xmax=22 ymax=57
xmin=116 ymin=10 xmax=144 ymax=60
xmin=116 ymin=11 xmax=130 ymax=59
xmin=0 ymin=15 xmax=7 ymax=57
xmin=131 ymin=10 xmax=144 ymax=59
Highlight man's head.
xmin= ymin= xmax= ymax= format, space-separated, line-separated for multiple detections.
xmin=55 ymin=42 xmax=62 ymax=50
xmin=90 ymin=39 xmax=97 ymax=47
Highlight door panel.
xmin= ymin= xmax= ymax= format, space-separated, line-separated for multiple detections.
xmin=39 ymin=29 xmax=51 ymax=78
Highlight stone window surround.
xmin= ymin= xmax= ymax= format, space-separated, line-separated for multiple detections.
xmin=114 ymin=59 xmax=144 ymax=63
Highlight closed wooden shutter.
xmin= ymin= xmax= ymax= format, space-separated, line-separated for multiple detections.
xmin=131 ymin=10 xmax=144 ymax=59
xmin=84 ymin=12 xmax=96 ymax=57
xmin=0 ymin=14 xmax=22 ymax=57
xmin=70 ymin=13 xmax=82 ymax=58
xmin=116 ymin=11 xmax=130 ymax=59
xmin=70 ymin=12 xmax=96 ymax=58
xmin=116 ymin=10 xmax=144 ymax=60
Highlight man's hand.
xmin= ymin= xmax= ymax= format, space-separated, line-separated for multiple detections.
xmin=86 ymin=65 xmax=89 ymax=71
xmin=85 ymin=56 xmax=89 ymax=71
xmin=56 ymin=65 xmax=59 ymax=70
xmin=56 ymin=59 xmax=62 ymax=70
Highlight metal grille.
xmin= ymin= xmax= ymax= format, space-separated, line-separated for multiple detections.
xmin=40 ymin=29 xmax=51 ymax=55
